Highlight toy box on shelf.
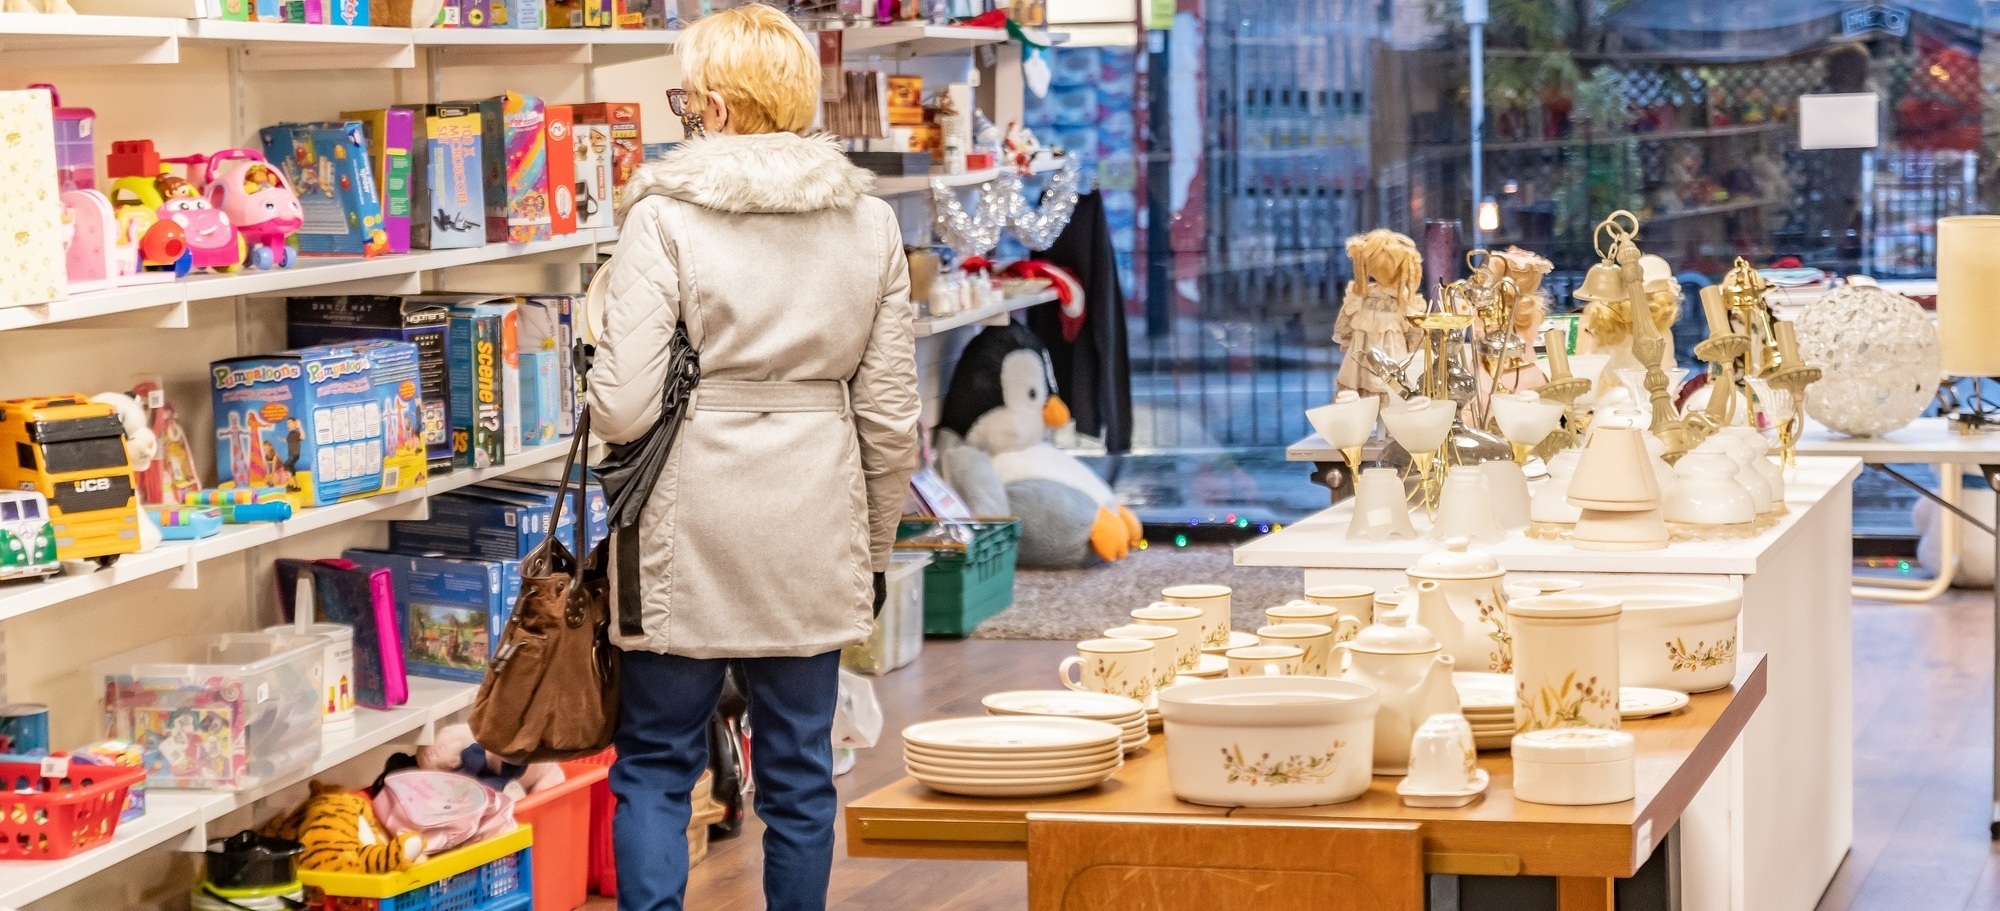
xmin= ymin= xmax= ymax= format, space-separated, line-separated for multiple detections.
xmin=344 ymin=549 xmax=521 ymax=684
xmin=343 ymin=108 xmax=416 ymax=255
xmin=386 ymin=485 xmax=577 ymax=562
xmin=0 ymin=395 xmax=144 ymax=565
xmin=107 ymin=140 xmax=247 ymax=276
xmin=516 ymin=294 xmax=578 ymax=434
xmin=286 ymin=296 xmax=455 ymax=475
xmin=402 ymin=103 xmax=486 ymax=250
xmin=571 ymin=116 xmax=613 ymax=230
xmin=209 ymin=340 xmax=428 ymax=508
xmin=470 ymin=93 xmax=551 ymax=244
xmin=259 ymin=121 xmax=390 ymax=257
xmin=547 ymin=0 xmax=613 ymax=27
xmin=96 ymin=632 xmax=326 ymax=791
xmin=298 ymin=825 xmax=534 ymax=911
xmin=544 ymin=104 xmax=578 ymax=236
xmin=1 ymin=88 xmax=69 ymax=309
xmin=570 ymin=102 xmax=641 ymax=198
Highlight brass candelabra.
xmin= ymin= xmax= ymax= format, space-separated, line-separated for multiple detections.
xmin=1576 ymin=211 xmax=1690 ymax=463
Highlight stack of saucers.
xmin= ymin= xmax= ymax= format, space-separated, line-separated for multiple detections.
xmin=1454 ymin=672 xmax=1516 ymax=750
xmin=983 ymin=690 xmax=1149 ymax=754
xmin=902 ymin=716 xmax=1125 ymax=797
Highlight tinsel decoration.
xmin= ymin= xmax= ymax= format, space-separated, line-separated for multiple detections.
xmin=931 ymin=156 xmax=1083 ymax=257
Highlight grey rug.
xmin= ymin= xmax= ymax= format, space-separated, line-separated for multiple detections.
xmin=969 ymin=544 xmax=1308 ymax=640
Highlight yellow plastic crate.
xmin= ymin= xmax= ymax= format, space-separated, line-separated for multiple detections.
xmin=299 ymin=826 xmax=534 ymax=900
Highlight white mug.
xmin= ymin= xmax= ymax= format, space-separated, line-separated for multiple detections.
xmin=1256 ymin=623 xmax=1337 ymax=676
xmin=1103 ymin=624 xmax=1181 ymax=692
xmin=1373 ymin=585 xmax=1408 ymax=620
xmin=1225 ymin=645 xmax=1302 ymax=678
xmin=1304 ymin=584 xmax=1376 ymax=640
xmin=1405 ymin=713 xmax=1480 ymax=793
xmin=1162 ymin=584 xmax=1232 ymax=649
xmin=1059 ymin=638 xmax=1156 ymax=701
xmin=1130 ymin=603 xmax=1205 ymax=671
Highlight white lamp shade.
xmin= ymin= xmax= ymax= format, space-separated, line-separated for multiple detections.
xmin=1381 ymin=396 xmax=1455 ymax=454
xmin=1490 ymin=392 xmax=1566 ymax=446
xmin=1566 ymin=427 xmax=1660 ymax=511
xmin=1305 ymin=394 xmax=1380 ymax=449
xmin=1937 ymin=216 xmax=2000 ymax=377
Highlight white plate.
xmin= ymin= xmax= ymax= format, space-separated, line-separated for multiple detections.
xmin=982 ymin=690 xmax=1145 ymax=720
xmin=902 ymin=716 xmax=1123 ymax=753
xmin=905 ymin=741 xmax=1117 ymax=764
xmin=1201 ymin=631 xmax=1260 ymax=655
xmin=1397 ymin=769 xmax=1489 ymax=808
xmin=913 ymin=771 xmax=1114 ymax=798
xmin=912 ymin=765 xmax=1117 ymax=788
xmin=907 ymin=755 xmax=1121 ymax=780
xmin=1454 ymin=672 xmax=1514 ymax=711
xmin=1180 ymin=654 xmax=1230 ymax=677
xmin=1620 ymin=687 xmax=1691 ymax=719
xmin=1473 ymin=731 xmax=1511 ymax=750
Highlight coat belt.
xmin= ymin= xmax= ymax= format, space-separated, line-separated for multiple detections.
xmin=693 ymin=379 xmax=848 ymax=413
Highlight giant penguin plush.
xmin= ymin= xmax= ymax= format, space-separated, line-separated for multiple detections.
xmin=939 ymin=324 xmax=1142 ymax=566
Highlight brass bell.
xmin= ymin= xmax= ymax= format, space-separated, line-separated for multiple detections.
xmin=1573 ymin=260 xmax=1626 ymax=303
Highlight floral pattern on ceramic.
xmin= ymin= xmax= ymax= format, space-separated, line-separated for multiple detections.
xmin=1515 ymin=670 xmax=1618 ymax=733
xmin=1474 ymin=596 xmax=1513 ymax=673
xmin=1666 ymin=636 xmax=1736 ymax=673
xmin=1096 ymin=656 xmax=1150 ymax=699
xmin=1220 ymin=742 xmax=1344 ymax=787
xmin=1406 ymin=538 xmax=1515 ymax=673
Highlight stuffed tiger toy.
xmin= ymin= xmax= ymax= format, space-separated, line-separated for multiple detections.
xmin=261 ymin=780 xmax=422 ymax=874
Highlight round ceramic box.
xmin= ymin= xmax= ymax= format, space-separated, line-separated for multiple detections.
xmin=1576 ymin=582 xmax=1740 ymax=694
xmin=1511 ymin=727 xmax=1635 ymax=806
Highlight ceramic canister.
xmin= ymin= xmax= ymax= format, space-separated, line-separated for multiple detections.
xmin=1161 ymin=584 xmax=1233 ymax=649
xmin=264 ymin=623 xmax=355 ymax=726
xmin=1505 ymin=594 xmax=1622 ymax=732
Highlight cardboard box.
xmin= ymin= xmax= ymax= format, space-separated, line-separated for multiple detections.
xmin=474 ymin=477 xmax=606 ymax=550
xmin=259 ymin=121 xmax=390 ymax=257
xmin=210 ymin=341 xmax=429 ymax=507
xmin=570 ymin=102 xmax=641 ymax=199
xmin=0 ymin=90 xmax=65 ymax=309
xmin=544 ymin=104 xmax=578 ymax=236
xmin=344 ymin=549 xmax=521 ymax=685
xmin=443 ymin=309 xmax=507 ymax=469
xmin=518 ymin=349 xmax=561 ymax=446
xmin=341 ymin=108 xmax=415 ymax=255
xmin=368 ymin=0 xmax=446 ymax=25
xmin=431 ymin=296 xmax=522 ymax=458
xmin=613 ymin=0 xmax=664 ymax=27
xmin=403 ymin=103 xmax=485 ymax=250
xmin=386 ymin=488 xmax=571 ymax=562
xmin=516 ymin=294 xmax=577 ymax=435
xmin=546 ymin=0 xmax=612 ymax=27
xmin=887 ymin=75 xmax=925 ymax=126
xmin=470 ymin=95 xmax=551 ymax=244
xmin=285 ymin=296 xmax=454 ymax=475
xmin=572 ymin=120 xmax=614 ymax=230
xmin=499 ymin=0 xmax=545 ymax=26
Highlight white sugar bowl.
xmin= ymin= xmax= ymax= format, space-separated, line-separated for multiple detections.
xmin=1575 ymin=582 xmax=1739 ymax=693
xmin=1512 ymin=728 xmax=1636 ymax=806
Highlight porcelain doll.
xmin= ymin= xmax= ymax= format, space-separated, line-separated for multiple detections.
xmin=1474 ymin=246 xmax=1552 ymax=394
xmin=1335 ymin=229 xmax=1425 ymax=397
xmin=1580 ymin=252 xmax=1681 ymax=377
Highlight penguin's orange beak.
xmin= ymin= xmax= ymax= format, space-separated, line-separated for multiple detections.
xmin=1042 ymin=395 xmax=1071 ymax=429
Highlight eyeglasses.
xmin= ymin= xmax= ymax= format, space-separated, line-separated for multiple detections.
xmin=667 ymin=88 xmax=706 ymax=138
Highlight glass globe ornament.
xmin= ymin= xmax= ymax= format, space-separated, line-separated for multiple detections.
xmin=1793 ymin=286 xmax=1940 ymax=437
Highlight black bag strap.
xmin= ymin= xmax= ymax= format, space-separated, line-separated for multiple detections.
xmin=611 ymin=323 xmax=700 ymax=637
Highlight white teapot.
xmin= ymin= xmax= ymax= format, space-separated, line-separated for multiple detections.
xmin=1334 ymin=597 xmax=1460 ymax=775
xmin=1405 ymin=537 xmax=1513 ymax=673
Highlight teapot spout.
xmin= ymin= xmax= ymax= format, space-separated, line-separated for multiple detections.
xmin=1412 ymin=653 xmax=1461 ymax=717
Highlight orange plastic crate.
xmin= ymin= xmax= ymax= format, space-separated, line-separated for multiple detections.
xmin=0 ymin=760 xmax=146 ymax=860
xmin=513 ymin=760 xmax=610 ymax=911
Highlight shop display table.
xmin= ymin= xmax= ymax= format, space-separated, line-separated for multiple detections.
xmin=1233 ymin=457 xmax=1860 ymax=911
xmin=1792 ymin=417 xmax=2000 ymax=837
xmin=847 ymin=657 xmax=1766 ymax=911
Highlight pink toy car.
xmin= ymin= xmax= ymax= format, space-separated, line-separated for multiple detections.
xmin=158 ymin=194 xmax=244 ymax=273
xmin=166 ymin=150 xmax=303 ymax=271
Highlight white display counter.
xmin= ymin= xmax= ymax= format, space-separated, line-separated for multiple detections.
xmin=1235 ymin=455 xmax=1864 ymax=911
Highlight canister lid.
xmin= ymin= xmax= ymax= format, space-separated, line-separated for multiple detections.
xmin=261 ymin=623 xmax=353 ymax=642
xmin=1510 ymin=727 xmax=1635 ymax=763
xmin=1504 ymin=593 xmax=1622 ymax=620
xmin=1344 ymin=606 xmax=1441 ymax=655
xmin=1409 ymin=537 xmax=1504 ymax=579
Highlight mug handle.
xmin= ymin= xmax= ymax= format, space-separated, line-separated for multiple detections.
xmin=1059 ymin=656 xmax=1087 ymax=692
xmin=1333 ymin=615 xmax=1362 ymax=642
xmin=1261 ymin=661 xmax=1287 ymax=676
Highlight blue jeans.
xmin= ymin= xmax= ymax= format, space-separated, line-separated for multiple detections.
xmin=611 ymin=650 xmax=841 ymax=911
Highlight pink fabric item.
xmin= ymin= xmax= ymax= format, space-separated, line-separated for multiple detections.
xmin=374 ymin=770 xmax=517 ymax=856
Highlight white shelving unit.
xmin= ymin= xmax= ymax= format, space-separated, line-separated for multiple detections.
xmin=871 ymin=154 xmax=1070 ymax=196
xmin=0 ymin=677 xmax=476 ymax=909
xmin=913 ymin=288 xmax=1058 ymax=336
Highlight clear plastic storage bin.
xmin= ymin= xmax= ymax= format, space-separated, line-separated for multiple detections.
xmin=96 ymin=632 xmax=326 ymax=790
xmin=841 ymin=551 xmax=930 ymax=675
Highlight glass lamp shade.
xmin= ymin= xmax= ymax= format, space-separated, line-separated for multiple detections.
xmin=1381 ymin=396 xmax=1455 ymax=454
xmin=1305 ymin=392 xmax=1380 ymax=450
xmin=1490 ymin=392 xmax=1566 ymax=446
xmin=1566 ymin=426 xmax=1661 ymax=512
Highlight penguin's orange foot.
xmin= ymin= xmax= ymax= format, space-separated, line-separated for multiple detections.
xmin=1117 ymin=504 xmax=1143 ymax=540
xmin=1091 ymin=507 xmax=1133 ymax=562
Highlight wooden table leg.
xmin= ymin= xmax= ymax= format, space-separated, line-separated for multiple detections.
xmin=1556 ymin=877 xmax=1615 ymax=911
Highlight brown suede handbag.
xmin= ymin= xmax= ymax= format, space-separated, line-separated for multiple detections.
xmin=470 ymin=418 xmax=621 ymax=762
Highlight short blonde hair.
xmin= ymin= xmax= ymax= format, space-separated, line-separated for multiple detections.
xmin=679 ymin=5 xmax=820 ymax=135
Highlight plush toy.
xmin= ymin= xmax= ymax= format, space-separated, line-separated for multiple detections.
xmin=90 ymin=390 xmax=161 ymax=553
xmin=938 ymin=324 xmax=1141 ymax=567
xmin=261 ymin=780 xmax=423 ymax=874
xmin=417 ymin=723 xmax=564 ymax=799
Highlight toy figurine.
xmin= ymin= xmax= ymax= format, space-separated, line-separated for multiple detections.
xmin=1334 ymin=229 xmax=1425 ymax=397
xmin=108 ymin=164 xmax=245 ymax=274
xmin=168 ymin=150 xmax=304 ymax=270
xmin=62 ymin=189 xmax=119 ymax=294
xmin=1473 ymin=246 xmax=1552 ymax=394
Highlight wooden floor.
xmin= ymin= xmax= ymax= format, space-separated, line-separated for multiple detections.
xmin=650 ymin=591 xmax=2000 ymax=910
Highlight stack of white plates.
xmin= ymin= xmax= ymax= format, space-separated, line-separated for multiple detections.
xmin=1455 ymin=672 xmax=1516 ymax=750
xmin=983 ymin=690 xmax=1150 ymax=754
xmin=903 ymin=716 xmax=1125 ymax=797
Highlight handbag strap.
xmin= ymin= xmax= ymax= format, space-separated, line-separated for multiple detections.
xmin=544 ymin=408 xmax=593 ymax=623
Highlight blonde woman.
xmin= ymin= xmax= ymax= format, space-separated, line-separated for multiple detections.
xmin=585 ymin=6 xmax=919 ymax=910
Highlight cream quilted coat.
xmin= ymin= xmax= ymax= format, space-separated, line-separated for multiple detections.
xmin=586 ymin=132 xmax=918 ymax=659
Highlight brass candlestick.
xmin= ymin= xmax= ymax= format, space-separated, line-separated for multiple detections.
xmin=1536 ymin=327 xmax=1593 ymax=453
xmin=1582 ymin=211 xmax=1689 ymax=462
xmin=1683 ymin=285 xmax=1752 ymax=451
xmin=1762 ymin=321 xmax=1821 ymax=469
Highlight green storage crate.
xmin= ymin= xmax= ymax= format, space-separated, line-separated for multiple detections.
xmin=896 ymin=518 xmax=1020 ymax=636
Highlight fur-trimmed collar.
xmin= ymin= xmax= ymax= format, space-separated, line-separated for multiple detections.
xmin=617 ymin=132 xmax=875 ymax=219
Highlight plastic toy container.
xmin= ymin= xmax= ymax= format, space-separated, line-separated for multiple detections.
xmin=841 ymin=550 xmax=931 ymax=674
xmin=897 ymin=518 xmax=1021 ymax=636
xmin=0 ymin=759 xmax=145 ymax=860
xmin=96 ymin=632 xmax=326 ymax=791
xmin=575 ymin=751 xmax=719 ymax=896
xmin=299 ymin=826 xmax=533 ymax=911
xmin=511 ymin=761 xmax=609 ymax=911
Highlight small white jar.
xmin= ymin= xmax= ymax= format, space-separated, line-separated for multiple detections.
xmin=1512 ymin=728 xmax=1635 ymax=805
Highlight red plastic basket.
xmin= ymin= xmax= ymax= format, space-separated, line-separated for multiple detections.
xmin=571 ymin=749 xmax=618 ymax=896
xmin=0 ymin=760 xmax=146 ymax=860
xmin=513 ymin=760 xmax=610 ymax=911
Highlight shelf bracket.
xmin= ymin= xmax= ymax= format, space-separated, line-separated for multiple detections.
xmin=367 ymin=495 xmax=431 ymax=522
xmin=168 ymin=549 xmax=200 ymax=591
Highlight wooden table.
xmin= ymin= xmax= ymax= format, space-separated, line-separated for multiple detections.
xmin=847 ymin=656 xmax=1766 ymax=911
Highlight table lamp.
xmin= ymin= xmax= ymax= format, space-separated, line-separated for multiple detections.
xmin=1566 ymin=426 xmax=1668 ymax=551
xmin=1490 ymin=391 xmax=1567 ymax=464
xmin=1935 ymin=216 xmax=2000 ymax=432
xmin=1304 ymin=390 xmax=1381 ymax=483
xmin=1382 ymin=396 xmax=1456 ymax=512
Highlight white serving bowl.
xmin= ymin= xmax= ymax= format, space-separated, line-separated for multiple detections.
xmin=1573 ymin=582 xmax=1740 ymax=693
xmin=1158 ymin=676 xmax=1379 ymax=807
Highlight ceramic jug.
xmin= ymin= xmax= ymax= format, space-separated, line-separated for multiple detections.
xmin=1334 ymin=599 xmax=1461 ymax=774
xmin=1405 ymin=537 xmax=1513 ymax=673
